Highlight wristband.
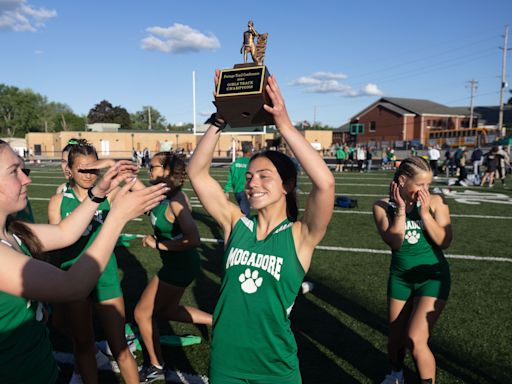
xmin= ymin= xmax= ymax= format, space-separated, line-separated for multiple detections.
xmin=87 ymin=186 xmax=107 ymax=203
xmin=206 ymin=112 xmax=227 ymax=132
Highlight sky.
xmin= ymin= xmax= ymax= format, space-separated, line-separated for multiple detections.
xmin=1 ymin=0 xmax=512 ymax=128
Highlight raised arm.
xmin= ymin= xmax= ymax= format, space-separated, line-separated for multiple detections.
xmin=263 ymin=76 xmax=335 ymax=258
xmin=31 ymin=160 xmax=137 ymax=252
xmin=187 ymin=70 xmax=243 ymax=238
xmin=372 ymin=182 xmax=407 ymax=250
xmin=417 ymin=191 xmax=452 ymax=249
xmin=0 ymin=181 xmax=168 ymax=302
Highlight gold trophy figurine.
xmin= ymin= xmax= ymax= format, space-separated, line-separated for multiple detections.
xmin=240 ymin=20 xmax=268 ymax=66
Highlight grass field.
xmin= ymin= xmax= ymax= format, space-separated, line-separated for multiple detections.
xmin=25 ymin=164 xmax=512 ymax=384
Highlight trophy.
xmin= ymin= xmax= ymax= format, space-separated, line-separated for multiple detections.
xmin=215 ymin=21 xmax=274 ymax=128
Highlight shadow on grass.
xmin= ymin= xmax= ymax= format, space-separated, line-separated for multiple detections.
xmin=304 ymin=277 xmax=500 ymax=383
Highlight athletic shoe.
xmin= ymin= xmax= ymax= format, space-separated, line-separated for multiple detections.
xmin=301 ymin=281 xmax=315 ymax=294
xmin=69 ymin=371 xmax=84 ymax=384
xmin=380 ymin=374 xmax=404 ymax=384
xmin=139 ymin=365 xmax=165 ymax=383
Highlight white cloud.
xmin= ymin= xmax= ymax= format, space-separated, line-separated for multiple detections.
xmin=34 ymin=49 xmax=44 ymax=54
xmin=198 ymin=110 xmax=213 ymax=117
xmin=141 ymin=23 xmax=220 ymax=54
xmin=0 ymin=0 xmax=56 ymax=32
xmin=291 ymin=71 xmax=382 ymax=97
xmin=360 ymin=83 xmax=383 ymax=96
xmin=310 ymin=71 xmax=348 ymax=80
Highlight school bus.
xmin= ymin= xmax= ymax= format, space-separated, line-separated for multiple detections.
xmin=427 ymin=127 xmax=489 ymax=148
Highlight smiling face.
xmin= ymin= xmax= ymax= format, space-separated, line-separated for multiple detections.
xmin=245 ymin=156 xmax=287 ymax=211
xmin=69 ymin=154 xmax=99 ymax=190
xmin=399 ymin=170 xmax=433 ymax=203
xmin=0 ymin=145 xmax=31 ymax=215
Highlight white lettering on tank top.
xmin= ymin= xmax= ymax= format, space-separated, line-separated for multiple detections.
xmin=226 ymin=247 xmax=284 ymax=281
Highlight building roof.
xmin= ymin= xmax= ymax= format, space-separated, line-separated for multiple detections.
xmin=350 ymin=96 xmax=466 ymax=122
xmin=333 ymin=122 xmax=350 ymax=132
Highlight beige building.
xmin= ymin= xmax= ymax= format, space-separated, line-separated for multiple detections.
xmin=25 ymin=129 xmax=333 ymax=160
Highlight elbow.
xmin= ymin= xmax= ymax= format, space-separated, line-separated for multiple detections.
xmin=318 ymin=173 xmax=335 ymax=193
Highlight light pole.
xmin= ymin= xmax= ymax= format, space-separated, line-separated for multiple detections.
xmin=175 ymin=134 xmax=179 ymax=151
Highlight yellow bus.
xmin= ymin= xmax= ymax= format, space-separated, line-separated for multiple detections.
xmin=427 ymin=127 xmax=489 ymax=148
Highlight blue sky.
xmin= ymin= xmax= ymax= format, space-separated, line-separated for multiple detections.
xmin=1 ymin=0 xmax=511 ymax=127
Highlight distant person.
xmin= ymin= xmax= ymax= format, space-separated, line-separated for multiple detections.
xmin=224 ymin=144 xmax=252 ymax=216
xmin=496 ymin=146 xmax=510 ymax=187
xmin=456 ymin=147 xmax=468 ymax=186
xmin=480 ymin=147 xmax=501 ymax=187
xmin=373 ymin=157 xmax=452 ymax=384
xmin=410 ymin=146 xmax=417 ymax=157
xmin=335 ymin=144 xmax=346 ymax=173
xmin=470 ymin=146 xmax=483 ymax=176
xmin=143 ymin=147 xmax=151 ymax=167
xmin=356 ymin=145 xmax=366 ymax=172
xmin=428 ymin=145 xmax=440 ymax=177
xmin=366 ymin=146 xmax=373 ymax=172
xmin=444 ymin=148 xmax=454 ymax=177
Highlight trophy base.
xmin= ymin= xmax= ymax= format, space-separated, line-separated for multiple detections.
xmin=215 ymin=64 xmax=274 ymax=128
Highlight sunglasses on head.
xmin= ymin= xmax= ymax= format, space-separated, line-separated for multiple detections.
xmin=21 ymin=168 xmax=31 ymax=177
xmin=78 ymin=169 xmax=100 ymax=175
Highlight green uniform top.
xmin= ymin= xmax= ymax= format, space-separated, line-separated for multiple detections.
xmin=149 ymin=200 xmax=200 ymax=287
xmin=388 ymin=203 xmax=446 ymax=272
xmin=224 ymin=156 xmax=250 ymax=193
xmin=15 ymin=199 xmax=35 ymax=223
xmin=0 ymin=235 xmax=59 ymax=383
xmin=59 ymin=188 xmax=111 ymax=269
xmin=210 ymin=216 xmax=305 ymax=380
xmin=335 ymin=147 xmax=346 ymax=160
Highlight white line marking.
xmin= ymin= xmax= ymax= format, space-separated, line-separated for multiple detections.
xmin=30 ymin=197 xmax=512 ymax=220
xmin=121 ymin=234 xmax=512 ymax=263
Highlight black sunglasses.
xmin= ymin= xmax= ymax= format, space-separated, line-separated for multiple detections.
xmin=21 ymin=168 xmax=31 ymax=177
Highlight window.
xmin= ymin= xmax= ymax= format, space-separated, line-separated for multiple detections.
xmin=34 ymin=144 xmax=42 ymax=156
xmin=370 ymin=121 xmax=376 ymax=132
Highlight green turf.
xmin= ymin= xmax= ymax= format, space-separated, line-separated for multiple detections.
xmin=25 ymin=165 xmax=512 ymax=383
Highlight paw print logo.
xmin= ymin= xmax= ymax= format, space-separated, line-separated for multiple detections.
xmin=239 ymin=268 xmax=263 ymax=294
xmin=405 ymin=230 xmax=420 ymax=244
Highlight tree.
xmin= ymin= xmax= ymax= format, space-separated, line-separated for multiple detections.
xmin=130 ymin=106 xmax=167 ymax=130
xmin=0 ymin=84 xmax=46 ymax=137
xmin=507 ymin=90 xmax=512 ymax=105
xmin=87 ymin=100 xmax=131 ymax=128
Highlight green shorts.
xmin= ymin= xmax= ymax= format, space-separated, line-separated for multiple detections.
xmin=388 ymin=261 xmax=451 ymax=301
xmin=209 ymin=369 xmax=302 ymax=384
xmin=90 ymin=253 xmax=122 ymax=302
xmin=157 ymin=249 xmax=200 ymax=287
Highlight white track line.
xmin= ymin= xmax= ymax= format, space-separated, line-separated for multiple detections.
xmin=121 ymin=234 xmax=512 ymax=263
xmin=28 ymin=198 xmax=512 ymax=220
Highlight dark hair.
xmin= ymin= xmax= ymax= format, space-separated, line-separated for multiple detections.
xmin=0 ymin=141 xmax=44 ymax=257
xmin=151 ymin=152 xmax=186 ymax=199
xmin=393 ymin=156 xmax=432 ymax=183
xmin=250 ymin=150 xmax=298 ymax=221
xmin=67 ymin=139 xmax=98 ymax=169
xmin=62 ymin=138 xmax=81 ymax=153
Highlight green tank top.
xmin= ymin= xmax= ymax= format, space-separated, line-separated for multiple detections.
xmin=388 ymin=203 xmax=446 ymax=272
xmin=15 ymin=199 xmax=35 ymax=223
xmin=0 ymin=235 xmax=59 ymax=383
xmin=149 ymin=200 xmax=198 ymax=260
xmin=210 ymin=216 xmax=305 ymax=379
xmin=59 ymin=187 xmax=111 ymax=269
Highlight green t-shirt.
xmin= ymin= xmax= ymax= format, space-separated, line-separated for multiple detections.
xmin=224 ymin=156 xmax=250 ymax=193
xmin=15 ymin=199 xmax=35 ymax=223
xmin=0 ymin=235 xmax=59 ymax=383
xmin=335 ymin=148 xmax=346 ymax=160
xmin=210 ymin=216 xmax=305 ymax=380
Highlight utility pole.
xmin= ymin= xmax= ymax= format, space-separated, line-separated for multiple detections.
xmin=498 ymin=25 xmax=510 ymax=137
xmin=148 ymin=107 xmax=152 ymax=130
xmin=466 ymin=79 xmax=478 ymax=130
